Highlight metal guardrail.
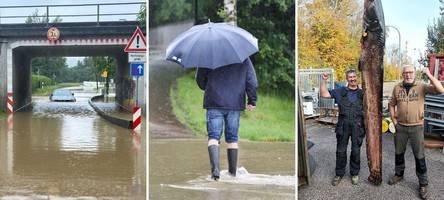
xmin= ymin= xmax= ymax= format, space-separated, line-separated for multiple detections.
xmin=0 ymin=2 xmax=145 ymax=25
xmin=299 ymin=68 xmax=336 ymax=115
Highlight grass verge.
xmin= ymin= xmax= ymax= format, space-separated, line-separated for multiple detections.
xmin=170 ymin=72 xmax=295 ymax=142
xmin=0 ymin=111 xmax=5 ymax=120
xmin=32 ymin=83 xmax=81 ymax=96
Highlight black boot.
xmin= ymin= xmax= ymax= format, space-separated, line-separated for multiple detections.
xmin=208 ymin=145 xmax=220 ymax=180
xmin=227 ymin=148 xmax=238 ymax=177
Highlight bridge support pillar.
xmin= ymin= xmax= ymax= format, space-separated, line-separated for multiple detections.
xmin=13 ymin=50 xmax=32 ymax=112
xmin=0 ymin=41 xmax=8 ymax=112
xmin=115 ymin=53 xmax=133 ymax=111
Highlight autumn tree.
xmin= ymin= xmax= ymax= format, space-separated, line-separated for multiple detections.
xmin=298 ymin=0 xmax=362 ymax=81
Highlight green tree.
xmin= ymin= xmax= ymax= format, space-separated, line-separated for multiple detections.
xmin=198 ymin=0 xmax=224 ymax=23
xmin=423 ymin=1 xmax=444 ymax=68
xmin=426 ymin=17 xmax=444 ymax=54
xmin=31 ymin=57 xmax=68 ymax=83
xmin=25 ymin=9 xmax=62 ymax=24
xmin=92 ymin=57 xmax=117 ymax=95
xmin=137 ymin=4 xmax=146 ymax=29
xmin=237 ymin=0 xmax=295 ymax=96
xmin=149 ymin=0 xmax=194 ymax=27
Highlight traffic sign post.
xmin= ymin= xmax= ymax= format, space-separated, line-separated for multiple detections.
xmin=125 ymin=26 xmax=146 ymax=128
xmin=124 ymin=26 xmax=147 ymax=52
xmin=130 ymin=63 xmax=144 ymax=77
xmin=128 ymin=52 xmax=146 ymax=63
xmin=130 ymin=63 xmax=144 ymax=107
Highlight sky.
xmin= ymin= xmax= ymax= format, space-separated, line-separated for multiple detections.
xmin=382 ymin=0 xmax=441 ymax=68
xmin=3 ymin=1 xmax=438 ymax=68
xmin=0 ymin=0 xmax=145 ymax=66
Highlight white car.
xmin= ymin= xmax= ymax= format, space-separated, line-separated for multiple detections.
xmin=50 ymin=89 xmax=76 ymax=102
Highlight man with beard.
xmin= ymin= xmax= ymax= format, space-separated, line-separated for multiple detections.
xmin=388 ymin=65 xmax=444 ymax=200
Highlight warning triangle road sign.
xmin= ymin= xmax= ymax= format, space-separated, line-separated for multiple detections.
xmin=124 ymin=26 xmax=147 ymax=52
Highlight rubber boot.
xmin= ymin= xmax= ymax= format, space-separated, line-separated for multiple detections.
xmin=208 ymin=145 xmax=220 ymax=181
xmin=227 ymin=148 xmax=238 ymax=177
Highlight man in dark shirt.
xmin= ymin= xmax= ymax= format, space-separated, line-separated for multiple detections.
xmin=196 ymin=58 xmax=258 ymax=181
xmin=320 ymin=69 xmax=365 ymax=186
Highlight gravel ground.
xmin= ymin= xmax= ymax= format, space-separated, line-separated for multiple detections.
xmin=298 ymin=120 xmax=444 ymax=200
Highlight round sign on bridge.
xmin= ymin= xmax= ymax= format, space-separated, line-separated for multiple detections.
xmin=47 ymin=27 xmax=60 ymax=41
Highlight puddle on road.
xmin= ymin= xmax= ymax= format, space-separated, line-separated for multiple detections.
xmin=150 ymin=139 xmax=295 ymax=200
xmin=0 ymin=91 xmax=145 ymax=199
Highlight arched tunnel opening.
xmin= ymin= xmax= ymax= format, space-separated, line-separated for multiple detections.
xmin=12 ymin=44 xmax=135 ymax=112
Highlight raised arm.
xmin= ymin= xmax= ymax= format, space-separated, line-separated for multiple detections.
xmin=320 ymin=72 xmax=332 ymax=98
xmin=423 ymin=67 xmax=444 ymax=94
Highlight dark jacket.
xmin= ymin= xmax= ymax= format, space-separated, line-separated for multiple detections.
xmin=196 ymin=58 xmax=258 ymax=110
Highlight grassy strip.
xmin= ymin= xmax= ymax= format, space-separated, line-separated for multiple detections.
xmin=0 ymin=111 xmax=5 ymax=120
xmin=170 ymin=72 xmax=295 ymax=142
xmin=32 ymin=83 xmax=81 ymax=96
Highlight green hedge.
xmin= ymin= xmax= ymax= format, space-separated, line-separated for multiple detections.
xmin=32 ymin=74 xmax=54 ymax=91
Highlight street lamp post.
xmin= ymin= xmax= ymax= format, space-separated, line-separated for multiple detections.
xmin=386 ymin=25 xmax=402 ymax=68
xmin=413 ymin=48 xmax=423 ymax=69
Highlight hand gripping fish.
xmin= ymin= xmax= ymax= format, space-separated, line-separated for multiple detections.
xmin=359 ymin=0 xmax=385 ymax=185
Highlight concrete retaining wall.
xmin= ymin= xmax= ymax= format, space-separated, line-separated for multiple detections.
xmin=88 ymin=94 xmax=133 ymax=129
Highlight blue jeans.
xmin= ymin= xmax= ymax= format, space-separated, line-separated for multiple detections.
xmin=206 ymin=109 xmax=241 ymax=143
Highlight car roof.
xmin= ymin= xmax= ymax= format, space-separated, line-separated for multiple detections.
xmin=54 ymin=89 xmax=70 ymax=92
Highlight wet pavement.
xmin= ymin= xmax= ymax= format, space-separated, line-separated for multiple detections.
xmin=149 ymin=59 xmax=193 ymax=139
xmin=299 ymin=120 xmax=444 ymax=200
xmin=149 ymin=59 xmax=295 ymax=199
xmin=0 ymin=89 xmax=145 ymax=199
xmin=92 ymin=96 xmax=132 ymax=121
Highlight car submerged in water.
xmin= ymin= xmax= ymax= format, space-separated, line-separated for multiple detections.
xmin=50 ymin=89 xmax=76 ymax=102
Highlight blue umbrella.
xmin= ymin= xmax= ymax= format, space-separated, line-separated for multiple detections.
xmin=166 ymin=22 xmax=258 ymax=69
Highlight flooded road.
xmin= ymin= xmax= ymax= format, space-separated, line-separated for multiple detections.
xmin=150 ymin=139 xmax=295 ymax=200
xmin=0 ymin=89 xmax=145 ymax=199
xmin=149 ymin=59 xmax=192 ymax=139
xmin=149 ymin=59 xmax=295 ymax=200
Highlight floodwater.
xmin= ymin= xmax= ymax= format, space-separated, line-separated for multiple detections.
xmin=149 ymin=139 xmax=295 ymax=200
xmin=149 ymin=59 xmax=295 ymax=199
xmin=0 ymin=89 xmax=145 ymax=199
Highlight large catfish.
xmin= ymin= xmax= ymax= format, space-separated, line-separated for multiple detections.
xmin=359 ymin=0 xmax=385 ymax=185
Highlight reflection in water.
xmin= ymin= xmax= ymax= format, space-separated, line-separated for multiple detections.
xmin=0 ymin=117 xmax=13 ymax=176
xmin=0 ymin=91 xmax=145 ymax=199
xmin=61 ymin=115 xmax=100 ymax=152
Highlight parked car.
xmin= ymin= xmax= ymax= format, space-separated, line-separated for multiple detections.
xmin=50 ymin=89 xmax=76 ymax=102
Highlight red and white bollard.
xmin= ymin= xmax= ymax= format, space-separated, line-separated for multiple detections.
xmin=132 ymin=106 xmax=141 ymax=130
xmin=132 ymin=106 xmax=141 ymax=152
xmin=7 ymin=92 xmax=13 ymax=113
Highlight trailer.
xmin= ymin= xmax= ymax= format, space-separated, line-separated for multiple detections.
xmin=425 ymin=54 xmax=444 ymax=139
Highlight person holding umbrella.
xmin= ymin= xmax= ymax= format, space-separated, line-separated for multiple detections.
xmin=196 ymin=58 xmax=258 ymax=180
xmin=165 ymin=22 xmax=259 ymax=180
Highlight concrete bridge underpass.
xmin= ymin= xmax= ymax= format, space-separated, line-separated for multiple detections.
xmin=0 ymin=21 xmax=145 ymax=112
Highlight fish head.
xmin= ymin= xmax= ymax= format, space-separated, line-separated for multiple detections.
xmin=363 ymin=0 xmax=385 ymax=33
